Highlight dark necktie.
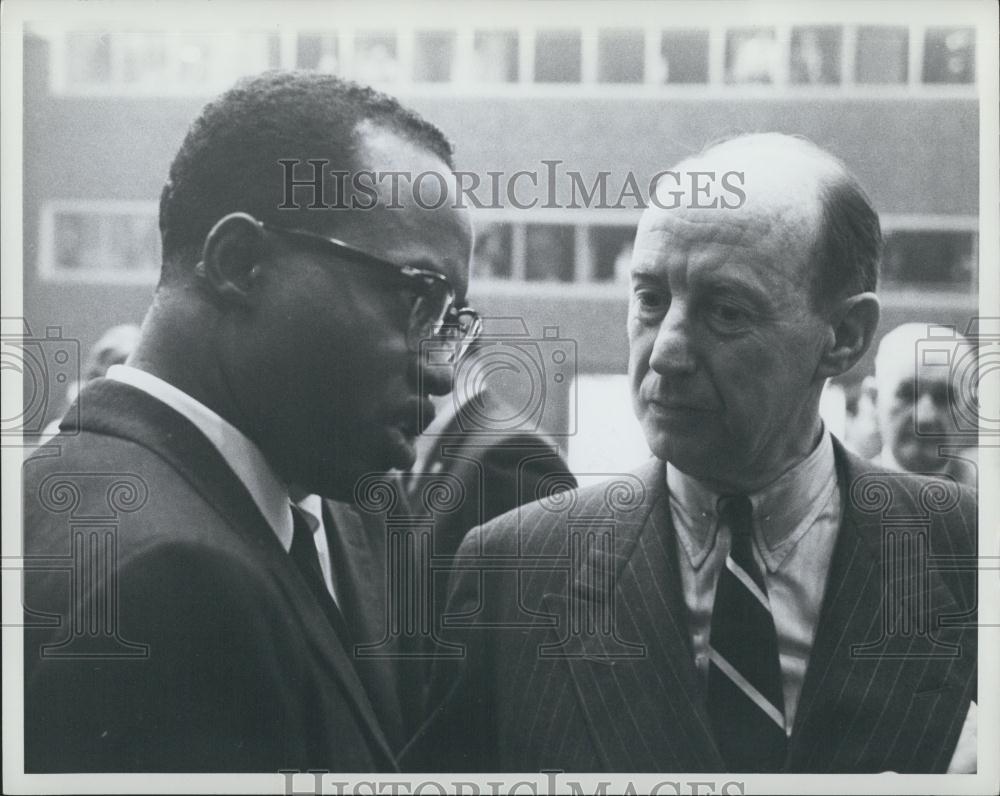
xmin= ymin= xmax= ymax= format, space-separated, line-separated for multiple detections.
xmin=289 ymin=504 xmax=354 ymax=655
xmin=706 ymin=495 xmax=787 ymax=772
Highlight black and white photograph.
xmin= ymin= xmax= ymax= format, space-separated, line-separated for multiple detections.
xmin=2 ymin=1 xmax=997 ymax=793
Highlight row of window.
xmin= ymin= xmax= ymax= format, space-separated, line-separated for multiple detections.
xmin=40 ymin=207 xmax=978 ymax=291
xmin=50 ymin=24 xmax=976 ymax=94
xmin=472 ymin=222 xmax=978 ymax=289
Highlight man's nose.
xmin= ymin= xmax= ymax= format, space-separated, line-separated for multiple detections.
xmin=648 ymin=302 xmax=696 ymax=376
xmin=915 ymin=390 xmax=946 ymax=429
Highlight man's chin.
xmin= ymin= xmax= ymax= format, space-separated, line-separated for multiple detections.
xmin=895 ymin=442 xmax=946 ymax=474
xmin=282 ymin=430 xmax=417 ymax=502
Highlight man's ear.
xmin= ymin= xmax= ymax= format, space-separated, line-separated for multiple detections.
xmin=816 ymin=292 xmax=880 ymax=379
xmin=196 ymin=213 xmax=267 ymax=307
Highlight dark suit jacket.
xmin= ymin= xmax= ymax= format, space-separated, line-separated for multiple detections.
xmin=406 ymin=390 xmax=577 ymax=601
xmin=404 ymin=439 xmax=977 ymax=773
xmin=22 ymin=379 xmax=399 ymax=772
xmin=401 ymin=390 xmax=577 ymax=738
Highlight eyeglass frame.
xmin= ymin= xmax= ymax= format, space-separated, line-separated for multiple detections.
xmin=240 ymin=214 xmax=482 ymax=359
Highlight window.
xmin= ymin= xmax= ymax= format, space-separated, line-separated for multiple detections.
xmin=473 ymin=30 xmax=518 ymax=82
xmin=65 ymin=32 xmax=112 ymax=85
xmin=789 ymin=26 xmax=842 ymax=84
xmin=297 ymin=33 xmax=339 ymax=71
xmin=414 ymin=31 xmax=455 ymax=82
xmin=234 ymin=32 xmax=281 ymax=77
xmin=525 ymin=224 xmax=575 ymax=282
xmin=589 ymin=226 xmax=634 ymax=282
xmin=923 ymin=27 xmax=975 ymax=84
xmin=855 ymin=26 xmax=908 ymax=84
xmin=726 ymin=28 xmax=779 ymax=84
xmin=659 ymin=29 xmax=709 ymax=84
xmin=597 ymin=29 xmax=644 ymax=83
xmin=176 ymin=36 xmax=214 ymax=85
xmin=60 ymin=30 xmax=278 ymax=91
xmin=45 ymin=205 xmax=160 ymax=280
xmin=353 ymin=31 xmax=399 ymax=83
xmin=881 ymin=230 xmax=976 ymax=288
xmin=119 ymin=32 xmax=169 ymax=85
xmin=534 ymin=30 xmax=581 ymax=83
xmin=472 ymin=223 xmax=513 ymax=281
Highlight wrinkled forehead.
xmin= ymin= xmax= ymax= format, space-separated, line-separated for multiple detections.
xmin=633 ymin=188 xmax=823 ymax=283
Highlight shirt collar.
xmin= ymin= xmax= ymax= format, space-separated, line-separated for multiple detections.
xmin=295 ymin=493 xmax=325 ymax=536
xmin=667 ymin=428 xmax=838 ymax=572
xmin=105 ymin=364 xmax=296 ymax=551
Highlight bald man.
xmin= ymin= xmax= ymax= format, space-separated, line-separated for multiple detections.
xmin=867 ymin=322 xmax=977 ymax=487
xmin=404 ymin=134 xmax=977 ymax=774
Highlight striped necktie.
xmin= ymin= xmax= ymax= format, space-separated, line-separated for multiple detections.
xmin=706 ymin=494 xmax=787 ymax=772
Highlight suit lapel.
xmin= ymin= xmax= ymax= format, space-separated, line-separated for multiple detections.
xmin=784 ymin=463 xmax=882 ymax=769
xmin=786 ymin=440 xmax=973 ymax=772
xmin=324 ymin=499 xmax=407 ymax=751
xmin=545 ymin=460 xmax=723 ymax=771
xmin=68 ymin=379 xmax=279 ymax=559
xmin=67 ymin=379 xmax=396 ymax=767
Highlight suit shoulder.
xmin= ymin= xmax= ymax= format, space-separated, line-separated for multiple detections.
xmin=23 ymin=431 xmax=254 ymax=564
xmin=470 ymin=465 xmax=658 ymax=556
xmin=843 ymin=460 xmax=976 ymax=510
xmin=843 ymin=459 xmax=977 ymax=558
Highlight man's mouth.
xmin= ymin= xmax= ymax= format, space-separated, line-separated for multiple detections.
xmin=647 ymin=398 xmax=711 ymax=414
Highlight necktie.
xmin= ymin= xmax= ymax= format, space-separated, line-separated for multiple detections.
xmin=706 ymin=495 xmax=787 ymax=772
xmin=289 ymin=504 xmax=354 ymax=654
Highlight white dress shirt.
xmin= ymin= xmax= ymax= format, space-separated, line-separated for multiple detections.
xmin=668 ymin=429 xmax=840 ymax=731
xmin=105 ymin=365 xmax=337 ymax=602
xmin=666 ymin=429 xmax=975 ymax=771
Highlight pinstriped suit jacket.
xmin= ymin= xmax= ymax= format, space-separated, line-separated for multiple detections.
xmin=404 ymin=439 xmax=977 ymax=773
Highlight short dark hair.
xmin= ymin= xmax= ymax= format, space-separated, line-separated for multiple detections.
xmin=158 ymin=70 xmax=454 ymax=284
xmin=811 ymin=164 xmax=882 ymax=311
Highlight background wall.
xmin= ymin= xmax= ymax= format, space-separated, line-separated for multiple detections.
xmin=20 ymin=5 xmax=981 ymax=456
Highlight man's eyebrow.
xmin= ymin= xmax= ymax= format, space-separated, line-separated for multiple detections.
xmin=695 ymin=272 xmax=774 ymax=306
xmin=629 ymin=266 xmax=664 ymax=282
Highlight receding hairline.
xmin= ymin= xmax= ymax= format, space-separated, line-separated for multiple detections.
xmin=643 ymin=135 xmax=835 ymax=253
xmin=641 ymin=133 xmax=876 ymax=309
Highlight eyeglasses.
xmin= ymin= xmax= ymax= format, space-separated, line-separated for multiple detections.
xmin=254 ymin=217 xmax=482 ymax=362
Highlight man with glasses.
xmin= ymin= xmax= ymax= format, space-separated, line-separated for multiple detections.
xmin=23 ymin=71 xmax=478 ymax=772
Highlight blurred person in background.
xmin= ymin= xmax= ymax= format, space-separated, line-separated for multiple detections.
xmin=866 ymin=322 xmax=977 ymax=487
xmin=405 ymin=316 xmax=577 ymax=612
xmin=37 ymin=322 xmax=141 ymax=444
xmin=841 ymin=379 xmax=882 ymax=460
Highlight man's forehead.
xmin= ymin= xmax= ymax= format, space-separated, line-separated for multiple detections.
xmin=880 ymin=358 xmax=952 ymax=392
xmin=637 ymin=204 xmax=775 ymax=246
xmin=633 ymin=200 xmax=813 ymax=279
